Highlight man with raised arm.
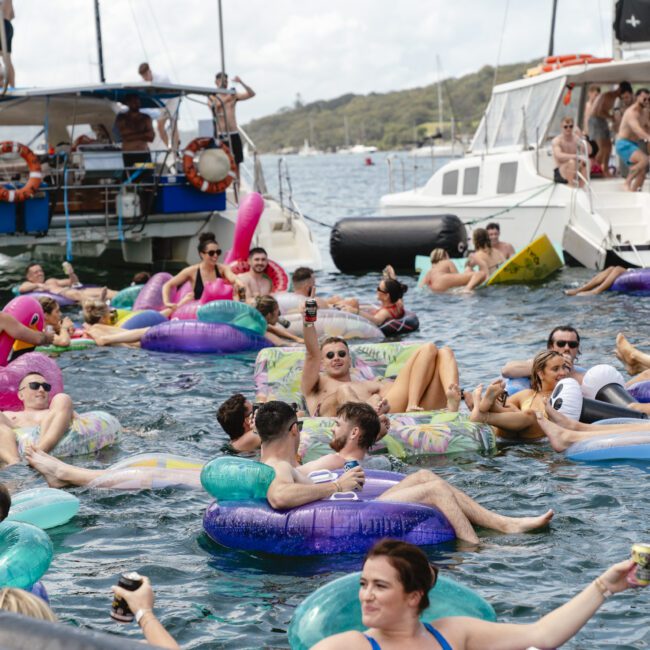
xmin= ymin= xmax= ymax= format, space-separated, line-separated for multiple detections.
xmin=616 ymin=88 xmax=650 ymax=192
xmin=259 ymin=401 xmax=553 ymax=544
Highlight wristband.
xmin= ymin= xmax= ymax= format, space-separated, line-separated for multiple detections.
xmin=333 ymin=480 xmax=342 ymax=493
xmin=594 ymin=577 xmax=613 ymax=599
xmin=135 ymin=608 xmax=153 ymax=625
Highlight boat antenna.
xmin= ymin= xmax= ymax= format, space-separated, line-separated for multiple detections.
xmin=548 ymin=0 xmax=558 ymax=56
xmin=217 ymin=0 xmax=226 ymax=77
xmin=93 ymin=0 xmax=106 ymax=83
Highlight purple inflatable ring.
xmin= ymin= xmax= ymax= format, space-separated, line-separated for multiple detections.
xmin=610 ymin=269 xmax=650 ymax=295
xmin=141 ymin=320 xmax=271 ymax=354
xmin=133 ymin=272 xmax=173 ymax=311
xmin=628 ymin=380 xmax=650 ymax=403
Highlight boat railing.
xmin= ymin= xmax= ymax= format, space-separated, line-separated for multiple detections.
xmin=575 ymin=137 xmax=594 ymax=214
xmin=275 ymin=157 xmax=300 ymax=232
xmin=386 ymin=155 xmax=406 ymax=193
xmin=238 ymin=125 xmax=268 ymax=196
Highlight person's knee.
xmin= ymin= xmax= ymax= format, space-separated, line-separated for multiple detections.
xmin=51 ymin=393 xmax=73 ymax=411
xmin=420 ymin=342 xmax=438 ymax=357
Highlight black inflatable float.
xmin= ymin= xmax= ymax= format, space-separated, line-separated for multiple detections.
xmin=330 ymin=214 xmax=467 ymax=273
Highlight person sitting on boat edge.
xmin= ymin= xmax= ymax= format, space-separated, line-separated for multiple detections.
xmin=420 ymin=248 xmax=486 ymax=293
xmin=485 ymin=222 xmax=515 ymax=259
xmin=161 ymin=232 xmax=245 ymax=310
xmin=258 ymin=400 xmax=553 ymax=544
xmin=616 ymin=88 xmax=650 ymax=192
xmin=552 ymin=115 xmax=588 ymax=187
xmin=239 ymin=247 xmax=273 ymax=303
xmin=311 ymin=539 xmax=645 ymax=650
xmin=466 ymin=228 xmax=506 ymax=275
xmin=255 ymin=296 xmax=303 ymax=346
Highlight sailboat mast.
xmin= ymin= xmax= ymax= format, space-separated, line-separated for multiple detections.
xmin=548 ymin=0 xmax=558 ymax=56
xmin=436 ymin=55 xmax=443 ymax=135
xmin=93 ymin=0 xmax=105 ymax=83
xmin=217 ymin=0 xmax=226 ymax=76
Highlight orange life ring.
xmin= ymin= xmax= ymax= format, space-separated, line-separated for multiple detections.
xmin=230 ymin=258 xmax=289 ymax=292
xmin=182 ymin=137 xmax=236 ymax=194
xmin=0 ymin=142 xmax=42 ymax=203
xmin=541 ymin=54 xmax=613 ymax=72
xmin=544 ymin=53 xmax=593 ymax=65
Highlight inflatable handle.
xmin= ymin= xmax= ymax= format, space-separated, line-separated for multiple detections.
xmin=329 ymin=491 xmax=358 ymax=501
xmin=595 ymin=383 xmax=635 ymax=407
xmin=581 ymin=397 xmax=648 ymax=424
xmin=224 ymin=192 xmax=264 ymax=264
xmin=308 ymin=469 xmax=337 ymax=484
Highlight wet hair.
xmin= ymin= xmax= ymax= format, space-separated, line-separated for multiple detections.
xmin=82 ymin=299 xmax=110 ymax=325
xmin=0 ymin=484 xmax=10 ymax=521
xmin=248 ymin=247 xmax=267 ymax=258
xmin=216 ymin=393 xmax=248 ymax=440
xmin=197 ymin=232 xmax=218 ymax=254
xmin=473 ymin=228 xmax=491 ymax=250
xmin=486 ymin=222 xmax=500 ymax=232
xmin=37 ymin=296 xmax=58 ymax=316
xmin=636 ymin=87 xmax=650 ymax=97
xmin=619 ymin=81 xmax=633 ymax=95
xmin=255 ymin=296 xmax=278 ymax=319
xmin=320 ymin=336 xmax=349 ymax=351
xmin=364 ymin=540 xmax=438 ymax=614
xmin=255 ymin=401 xmax=297 ymax=444
xmin=138 ymin=62 xmax=150 ymax=75
xmin=0 ymin=588 xmax=57 ymax=622
xmin=381 ymin=278 xmax=407 ymax=304
xmin=292 ymin=267 xmax=314 ymax=287
xmin=132 ymin=271 xmax=151 ymax=285
xmin=336 ymin=402 xmax=380 ymax=450
xmin=25 ymin=263 xmax=42 ymax=278
xmin=429 ymin=248 xmax=448 ymax=264
xmin=531 ymin=350 xmax=563 ymax=392
xmin=547 ymin=325 xmax=581 ymax=349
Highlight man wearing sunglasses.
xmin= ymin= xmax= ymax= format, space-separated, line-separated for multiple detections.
xmin=0 ymin=372 xmax=75 ymax=466
xmin=501 ymin=326 xmax=583 ymax=384
xmin=259 ymin=401 xmax=553 ymax=544
xmin=552 ymin=116 xmax=589 ymax=187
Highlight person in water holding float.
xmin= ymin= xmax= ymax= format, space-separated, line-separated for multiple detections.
xmin=301 ymin=308 xmax=459 ymax=416
xmin=254 ymin=296 xmax=303 ymax=346
xmin=311 ymin=539 xmax=646 ymax=650
xmin=239 ymin=247 xmax=273 ymax=303
xmin=216 ymin=393 xmax=261 ymax=452
xmin=466 ymin=227 xmax=506 ymax=276
xmin=420 ymin=248 xmax=487 ymax=293
xmin=257 ymin=401 xmax=553 ymax=544
xmin=0 ymin=371 xmax=75 ymax=465
xmin=161 ymin=232 xmax=245 ymax=310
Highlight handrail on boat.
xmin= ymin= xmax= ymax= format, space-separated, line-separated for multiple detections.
xmin=575 ymin=137 xmax=593 ymax=214
xmin=0 ymin=13 xmax=8 ymax=97
xmin=386 ymin=155 xmax=406 ymax=193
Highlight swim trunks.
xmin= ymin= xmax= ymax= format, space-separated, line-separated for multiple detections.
xmin=588 ymin=115 xmax=609 ymax=141
xmin=218 ymin=132 xmax=243 ymax=164
xmin=553 ymin=167 xmax=569 ymax=184
xmin=615 ymin=138 xmax=641 ymax=166
xmin=364 ymin=623 xmax=452 ymax=650
xmin=0 ymin=20 xmax=13 ymax=53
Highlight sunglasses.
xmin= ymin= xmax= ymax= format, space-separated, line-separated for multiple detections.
xmin=326 ymin=350 xmax=348 ymax=359
xmin=21 ymin=381 xmax=52 ymax=392
xmin=553 ymin=340 xmax=579 ymax=349
xmin=290 ymin=420 xmax=304 ymax=432
xmin=563 ymin=124 xmax=574 ymax=129
xmin=204 ymin=249 xmax=222 ymax=257
xmin=376 ymin=286 xmax=388 ymax=293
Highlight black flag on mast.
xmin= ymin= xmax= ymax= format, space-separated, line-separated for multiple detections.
xmin=614 ymin=0 xmax=650 ymax=42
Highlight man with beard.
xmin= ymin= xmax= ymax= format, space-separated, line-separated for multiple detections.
xmin=239 ymin=247 xmax=273 ymax=303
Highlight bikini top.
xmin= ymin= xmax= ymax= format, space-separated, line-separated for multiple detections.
xmin=194 ymin=265 xmax=221 ymax=300
xmin=364 ymin=623 xmax=452 ymax=650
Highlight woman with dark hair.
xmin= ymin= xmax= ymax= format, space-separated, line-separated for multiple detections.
xmin=344 ymin=266 xmax=408 ymax=326
xmin=254 ymin=296 xmax=303 ymax=346
xmin=161 ymin=232 xmax=245 ymax=310
xmin=467 ymin=228 xmax=506 ymax=275
xmin=468 ymin=350 xmax=570 ymax=441
xmin=313 ymin=539 xmax=644 ymax=650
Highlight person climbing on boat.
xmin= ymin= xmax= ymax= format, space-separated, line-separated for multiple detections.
xmin=466 ymin=228 xmax=506 ymax=275
xmin=420 ymin=248 xmax=486 ymax=293
xmin=161 ymin=232 xmax=245 ymax=310
xmin=19 ymin=263 xmax=117 ymax=302
xmin=254 ymin=296 xmax=303 ymax=346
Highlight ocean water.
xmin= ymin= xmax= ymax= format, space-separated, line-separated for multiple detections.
xmin=0 ymin=151 xmax=649 ymax=648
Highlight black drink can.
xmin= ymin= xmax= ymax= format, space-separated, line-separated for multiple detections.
xmin=304 ymin=299 xmax=318 ymax=322
xmin=111 ymin=571 xmax=143 ymax=622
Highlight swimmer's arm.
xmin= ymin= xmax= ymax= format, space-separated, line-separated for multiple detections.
xmin=357 ymin=307 xmax=389 ymax=326
xmin=52 ymin=330 xmax=71 ymax=348
xmin=500 ymin=359 xmax=532 ymax=378
xmin=162 ymin=267 xmax=193 ymax=307
xmin=418 ymin=270 xmax=430 ymax=288
xmin=298 ymin=454 xmax=345 ymax=475
xmin=220 ymin=264 xmax=245 ymax=299
xmin=18 ymin=281 xmax=44 ymax=293
xmin=266 ymin=323 xmax=303 ymax=343
xmin=301 ymin=316 xmax=321 ymax=397
xmin=267 ymin=463 xmax=337 ymax=509
xmin=0 ymin=314 xmax=51 ymax=346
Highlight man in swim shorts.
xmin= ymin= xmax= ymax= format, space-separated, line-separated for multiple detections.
xmin=239 ymin=248 xmax=273 ymax=303
xmin=258 ymin=401 xmax=553 ymax=544
xmin=0 ymin=372 xmax=75 ymax=465
xmin=552 ymin=116 xmax=587 ymax=186
xmin=19 ymin=263 xmax=117 ymax=302
xmin=615 ymin=88 xmax=650 ymax=191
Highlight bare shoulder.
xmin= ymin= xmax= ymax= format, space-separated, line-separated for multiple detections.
xmin=311 ymin=630 xmax=368 ymax=649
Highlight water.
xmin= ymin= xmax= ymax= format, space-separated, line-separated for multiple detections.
xmin=1 ymin=152 xmax=649 ymax=648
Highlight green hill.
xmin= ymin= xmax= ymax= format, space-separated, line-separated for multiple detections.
xmin=243 ymin=59 xmax=538 ymax=152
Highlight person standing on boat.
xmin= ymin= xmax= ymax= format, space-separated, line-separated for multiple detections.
xmin=137 ymin=62 xmax=180 ymax=150
xmin=589 ymin=81 xmax=633 ymax=177
xmin=0 ymin=0 xmax=14 ymax=88
xmin=582 ymin=84 xmax=601 ymax=135
xmin=208 ymin=72 xmax=255 ymax=168
xmin=485 ymin=222 xmax=515 ymax=259
xmin=552 ymin=116 xmax=587 ymax=187
xmin=615 ymin=88 xmax=650 ymax=192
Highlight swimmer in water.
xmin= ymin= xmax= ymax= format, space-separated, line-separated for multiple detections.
xmin=254 ymin=296 xmax=303 ymax=346
xmin=19 ymin=262 xmax=116 ymax=302
xmin=465 ymin=228 xmax=506 ymax=276
xmin=342 ymin=267 xmax=407 ymax=326
xmin=420 ymin=249 xmax=486 ymax=293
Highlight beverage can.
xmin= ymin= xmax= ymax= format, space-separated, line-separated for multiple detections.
xmin=304 ymin=298 xmax=317 ymax=322
xmin=632 ymin=543 xmax=650 ymax=586
xmin=110 ymin=571 xmax=143 ymax=622
xmin=237 ymin=286 xmax=247 ymax=301
xmin=344 ymin=460 xmax=360 ymax=472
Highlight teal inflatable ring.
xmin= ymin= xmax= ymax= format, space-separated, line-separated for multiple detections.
xmin=111 ymin=284 xmax=144 ymax=309
xmin=6 ymin=487 xmax=80 ymax=530
xmin=197 ymin=301 xmax=267 ymax=336
xmin=0 ymin=521 xmax=53 ymax=588
xmin=288 ymin=570 xmax=496 ymax=649
xmin=200 ymin=456 xmax=274 ymax=501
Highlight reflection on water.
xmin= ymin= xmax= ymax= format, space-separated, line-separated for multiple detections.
xmin=0 ymin=152 xmax=648 ymax=648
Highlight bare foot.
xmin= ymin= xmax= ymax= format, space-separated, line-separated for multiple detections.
xmin=535 ymin=412 xmax=571 ymax=452
xmin=469 ymin=385 xmax=486 ymax=423
xmin=406 ymin=404 xmax=424 ymax=412
xmin=501 ymin=508 xmax=555 ymax=534
xmin=463 ymin=389 xmax=474 ymax=411
xmin=368 ymin=395 xmax=390 ymax=415
xmin=479 ymin=379 xmax=505 ymax=413
xmin=564 ymin=287 xmax=580 ymax=296
xmin=446 ymin=383 xmax=462 ymax=412
xmin=616 ymin=333 xmax=647 ymax=375
xmin=25 ymin=446 xmax=68 ymax=488
xmin=544 ymin=399 xmax=580 ymax=428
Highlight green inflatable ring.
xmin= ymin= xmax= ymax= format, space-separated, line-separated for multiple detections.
xmin=0 ymin=521 xmax=53 ymax=588
xmin=200 ymin=456 xmax=274 ymax=501
xmin=197 ymin=301 xmax=267 ymax=336
xmin=111 ymin=284 xmax=144 ymax=309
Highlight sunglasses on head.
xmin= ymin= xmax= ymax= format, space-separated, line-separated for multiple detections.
xmin=376 ymin=285 xmax=388 ymax=293
xmin=204 ymin=249 xmax=222 ymax=257
xmin=554 ymin=340 xmax=579 ymax=349
xmin=21 ymin=381 xmax=52 ymax=392
xmin=326 ymin=350 xmax=347 ymax=359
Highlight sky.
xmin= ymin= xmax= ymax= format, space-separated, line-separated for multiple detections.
xmin=7 ymin=0 xmax=615 ymax=127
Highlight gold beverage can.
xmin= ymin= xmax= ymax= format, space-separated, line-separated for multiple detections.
xmin=632 ymin=543 xmax=650 ymax=586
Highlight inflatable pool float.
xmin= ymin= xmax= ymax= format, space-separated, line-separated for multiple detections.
xmin=610 ymin=268 xmax=650 ymax=295
xmin=274 ymin=292 xmax=305 ymax=313
xmin=115 ymin=309 xmax=168 ymax=330
xmin=110 ymin=284 xmax=144 ymax=309
xmin=197 ymin=300 xmax=267 ymax=336
xmin=379 ymin=311 xmax=419 ymax=336
xmin=284 ymin=310 xmax=383 ymax=340
xmin=628 ymin=380 xmax=650 ymax=403
xmin=288 ymin=570 xmax=496 ymax=650
xmin=36 ymin=338 xmax=97 ymax=354
xmin=565 ymin=430 xmax=650 ymax=461
xmin=0 ymin=296 xmax=46 ymax=365
xmin=141 ymin=320 xmax=270 ymax=354
xmin=0 ymin=352 xmax=63 ymax=411
xmin=11 ymin=286 xmax=76 ymax=307
xmin=6 ymin=488 xmax=79 ymax=529
xmin=0 ymin=521 xmax=53 ymax=589
xmin=201 ymin=457 xmax=455 ymax=556
xmin=15 ymin=411 xmax=121 ymax=458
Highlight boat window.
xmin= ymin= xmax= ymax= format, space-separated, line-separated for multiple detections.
xmin=462 ymin=167 xmax=479 ymax=194
xmin=497 ymin=162 xmax=518 ymax=193
xmin=442 ymin=170 xmax=458 ymax=195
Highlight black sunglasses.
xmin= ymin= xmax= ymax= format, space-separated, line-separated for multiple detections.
xmin=376 ymin=285 xmax=388 ymax=293
xmin=326 ymin=350 xmax=347 ymax=359
xmin=563 ymin=124 xmax=574 ymax=129
xmin=21 ymin=381 xmax=52 ymax=392
xmin=554 ymin=340 xmax=579 ymax=349
xmin=290 ymin=420 xmax=304 ymax=432
xmin=204 ymin=249 xmax=222 ymax=257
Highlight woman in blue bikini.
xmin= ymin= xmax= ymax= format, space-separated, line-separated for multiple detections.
xmin=313 ymin=539 xmax=644 ymax=650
